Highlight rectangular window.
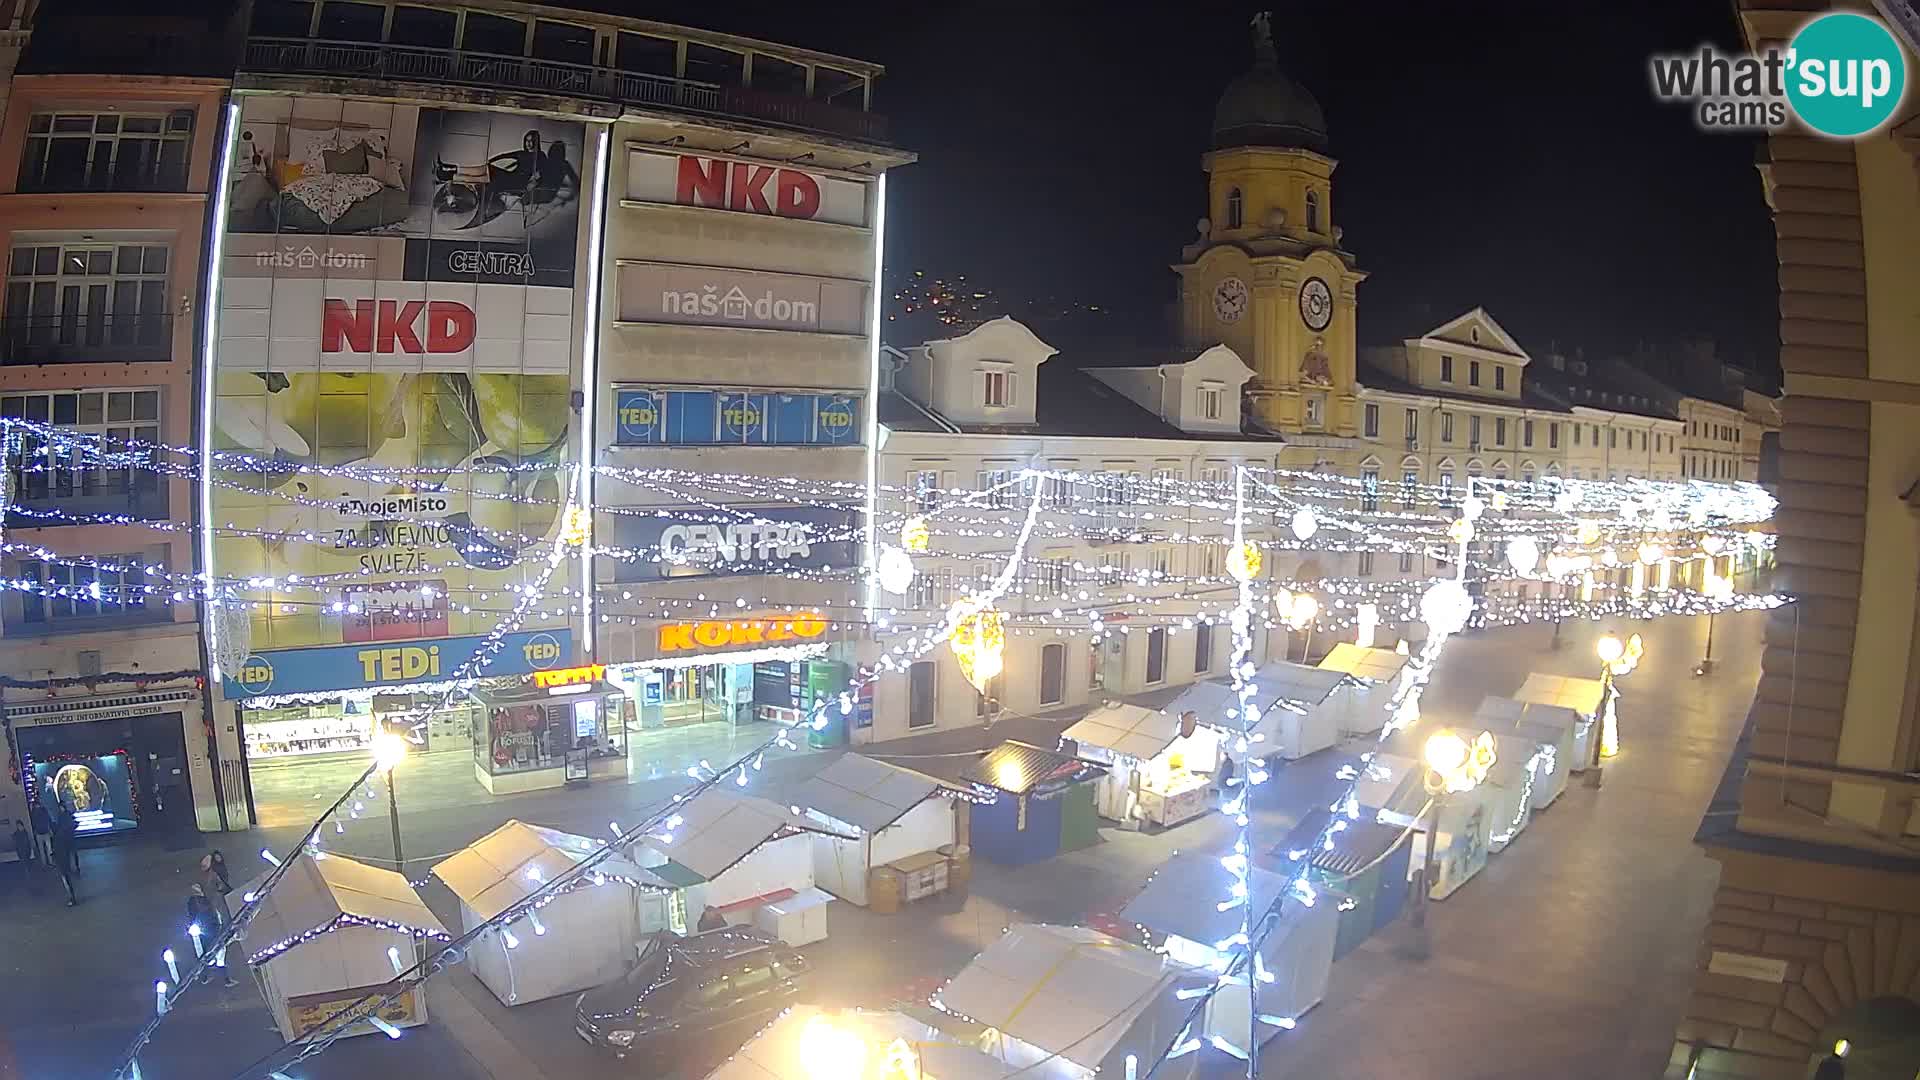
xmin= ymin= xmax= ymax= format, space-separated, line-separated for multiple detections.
xmin=1405 ymin=408 xmax=1418 ymax=445
xmin=1495 ymin=417 xmax=1507 ymax=446
xmin=1150 ymin=546 xmax=1173 ymax=577
xmin=1469 ymin=360 xmax=1481 ymax=387
xmin=1039 ymin=643 xmax=1065 ymax=706
xmin=1357 ymin=550 xmax=1374 ymax=577
xmin=1145 ymin=627 xmax=1167 ymax=685
xmin=6 ymin=243 xmax=173 ymax=362
xmin=14 ymin=549 xmax=166 ymax=628
xmin=912 ymin=469 xmax=941 ymax=512
xmin=1494 ymin=366 xmax=1507 ymax=391
xmin=664 ymin=390 xmax=718 ymax=444
xmin=3 ymin=389 xmax=163 ymax=512
xmin=908 ymin=661 xmax=936 ymax=729
xmin=1304 ymin=394 xmax=1325 ymax=428
xmin=977 ymin=468 xmax=1012 ymax=510
xmin=1399 ymin=550 xmax=1414 ymax=573
xmin=1441 ymin=413 xmax=1454 ymax=444
xmin=1439 ymin=472 xmax=1454 ymax=497
xmin=1361 ymin=467 xmax=1380 ymax=512
xmin=1194 ymin=625 xmax=1214 ymax=674
xmin=1043 ymin=472 xmax=1072 ymax=510
xmin=1196 ymin=544 xmax=1222 ymax=579
xmin=1609 ymin=429 xmax=1617 ymax=449
xmin=1549 ymin=423 xmax=1560 ymax=449
xmin=1573 ymin=424 xmax=1582 ymax=446
xmin=1150 ymin=467 xmax=1180 ymax=500
xmin=1523 ymin=419 xmax=1535 ymax=448
xmin=19 ymin=110 xmax=194 ymax=193
xmin=1470 ymin=415 xmax=1482 ymax=447
xmin=1037 ymin=558 xmax=1070 ymax=595
xmin=1401 ymin=469 xmax=1417 ymax=509
xmin=1592 ymin=424 xmax=1600 ymax=444
xmin=982 ymin=369 xmax=1011 ymax=408
xmin=1363 ymin=403 xmax=1379 ymax=438
xmin=1198 ymin=385 xmax=1223 ymax=421
xmin=1440 ymin=355 xmax=1454 ymax=383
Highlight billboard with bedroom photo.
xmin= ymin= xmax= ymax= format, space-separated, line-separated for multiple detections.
xmin=214 ymin=95 xmax=589 ymax=657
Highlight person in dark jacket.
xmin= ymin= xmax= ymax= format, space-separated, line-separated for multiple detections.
xmin=10 ymin=819 xmax=30 ymax=872
xmin=47 ymin=810 xmax=76 ymax=906
xmin=28 ymin=799 xmax=52 ymax=867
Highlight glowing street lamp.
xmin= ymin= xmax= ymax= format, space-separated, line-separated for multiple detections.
xmin=1411 ymin=729 xmax=1496 ymax=937
xmin=371 ymin=728 xmax=410 ymax=885
xmin=1588 ymin=632 xmax=1644 ymax=784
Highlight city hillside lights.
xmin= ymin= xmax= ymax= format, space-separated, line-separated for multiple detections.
xmin=41 ymin=416 xmax=1784 ymax=1078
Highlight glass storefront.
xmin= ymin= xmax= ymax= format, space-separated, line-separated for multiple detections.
xmin=470 ymin=681 xmax=629 ymax=791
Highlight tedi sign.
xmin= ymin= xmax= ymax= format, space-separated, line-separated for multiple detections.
xmin=322 ymin=299 xmax=477 ymax=354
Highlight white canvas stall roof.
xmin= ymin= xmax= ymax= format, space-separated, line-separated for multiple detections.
xmin=707 ymin=1005 xmax=1017 ymax=1080
xmin=242 ymin=852 xmax=445 ymax=961
xmin=1119 ymin=851 xmax=1289 ymax=945
xmin=1062 ymin=702 xmax=1187 ymax=762
xmin=1162 ymin=661 xmax=1349 ymax=746
xmin=935 ymin=923 xmax=1209 ymax=1074
xmin=1350 ymin=752 xmax=1426 ymax=819
xmin=643 ymin=789 xmax=854 ymax=882
xmin=1513 ymin=673 xmax=1606 ymax=716
xmin=432 ymin=819 xmax=663 ymax=921
xmin=789 ymin=754 xmax=951 ymax=835
xmin=1317 ymin=644 xmax=1410 ymax=683
xmin=1473 ymin=696 xmax=1582 ymax=741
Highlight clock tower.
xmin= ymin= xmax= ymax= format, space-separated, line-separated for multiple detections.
xmin=1173 ymin=12 xmax=1365 ymax=442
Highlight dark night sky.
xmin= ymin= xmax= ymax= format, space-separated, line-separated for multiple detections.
xmin=674 ymin=1 xmax=1780 ymax=376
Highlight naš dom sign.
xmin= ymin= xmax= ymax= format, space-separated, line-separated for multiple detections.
xmin=656 ymin=612 xmax=829 ymax=654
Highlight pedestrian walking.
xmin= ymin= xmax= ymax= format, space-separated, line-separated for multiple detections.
xmin=28 ymin=799 xmax=52 ymax=867
xmin=10 ymin=819 xmax=30 ymax=876
xmin=47 ymin=810 xmax=76 ymax=906
xmin=186 ymin=886 xmax=222 ymax=984
xmin=199 ymin=851 xmax=234 ymax=926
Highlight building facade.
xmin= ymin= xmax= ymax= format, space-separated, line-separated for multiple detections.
xmin=0 ymin=6 xmax=234 ymax=838
xmin=186 ymin=0 xmax=904 ymax=829
xmin=1665 ymin=5 xmax=1920 ymax=1079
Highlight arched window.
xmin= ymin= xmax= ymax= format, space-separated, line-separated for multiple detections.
xmin=1304 ymin=190 xmax=1321 ymax=233
xmin=1226 ymin=188 xmax=1243 ymax=229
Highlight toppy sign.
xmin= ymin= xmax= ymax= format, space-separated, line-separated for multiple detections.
xmin=656 ymin=612 xmax=830 ymax=654
xmin=532 ymin=663 xmax=606 ymax=689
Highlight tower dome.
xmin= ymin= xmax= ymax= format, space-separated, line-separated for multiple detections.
xmin=1211 ymin=12 xmax=1328 ymax=153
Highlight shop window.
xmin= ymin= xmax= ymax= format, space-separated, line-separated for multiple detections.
xmin=476 ymin=690 xmax=625 ymax=776
xmin=1040 ymin=643 xmax=1065 ymax=705
xmin=1193 ymin=626 xmax=1213 ymax=674
xmin=908 ymin=661 xmax=936 ymax=728
xmin=388 ymin=5 xmax=455 ymax=48
xmin=1145 ymin=628 xmax=1167 ymax=685
xmin=12 ymin=548 xmax=167 ymax=629
xmin=19 ymin=111 xmax=194 ymax=193
xmin=2 ymin=389 xmax=163 ymax=516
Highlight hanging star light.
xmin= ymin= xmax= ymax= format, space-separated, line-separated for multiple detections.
xmin=1505 ymin=536 xmax=1540 ymax=575
xmin=1289 ymin=507 xmax=1317 ymax=541
xmin=1420 ymin=579 xmax=1473 ymax=637
xmin=875 ymin=546 xmax=916 ymax=595
xmin=949 ymin=606 xmax=1005 ymax=692
xmin=1227 ymin=542 xmax=1263 ymax=582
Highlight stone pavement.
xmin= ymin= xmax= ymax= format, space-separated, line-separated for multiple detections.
xmin=0 ymin=610 xmax=1766 ymax=1080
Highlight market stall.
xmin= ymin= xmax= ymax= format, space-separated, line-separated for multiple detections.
xmin=706 ymin=1005 xmax=1017 ymax=1080
xmin=240 ymin=852 xmax=450 ymax=1042
xmin=1306 ymin=818 xmax=1413 ymax=960
xmin=1160 ymin=661 xmax=1348 ymax=761
xmin=960 ymin=741 xmax=1106 ymax=867
xmin=1481 ymin=734 xmax=1537 ymax=853
xmin=1315 ymin=644 xmax=1411 ymax=737
xmin=792 ymin=753 xmax=963 ymax=909
xmin=470 ymin=676 xmax=630 ymax=794
xmin=431 ymin=820 xmax=673 ymax=1006
xmin=1349 ymin=751 xmax=1492 ymax=901
xmin=1511 ymin=673 xmax=1605 ymax=772
xmin=1061 ymin=703 xmax=1221 ymax=826
xmin=1119 ymin=851 xmax=1337 ymax=1044
xmin=933 ymin=923 xmax=1211 ymax=1080
xmin=1474 ymin=696 xmax=1577 ymax=809
xmin=634 ymin=788 xmax=854 ymax=945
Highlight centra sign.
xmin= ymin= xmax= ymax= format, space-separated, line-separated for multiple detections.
xmin=657 ymin=612 xmax=829 ymax=653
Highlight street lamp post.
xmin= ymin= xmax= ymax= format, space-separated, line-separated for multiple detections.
xmin=1406 ymin=729 xmax=1495 ymax=953
xmin=1588 ymin=632 xmax=1643 ymax=788
xmin=371 ymin=730 xmax=409 ymax=874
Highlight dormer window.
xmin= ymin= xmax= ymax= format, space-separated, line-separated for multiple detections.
xmin=981 ymin=369 xmax=1013 ymax=408
xmin=1305 ymin=190 xmax=1321 ymax=233
xmin=1226 ymin=188 xmax=1243 ymax=229
xmin=1198 ymin=383 xmax=1224 ymax=421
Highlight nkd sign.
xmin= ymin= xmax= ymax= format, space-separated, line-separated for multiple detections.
xmin=323 ymin=298 xmax=477 ymax=354
xmin=626 ymin=150 xmax=870 ymax=228
xmin=617 ymin=262 xmax=867 ymax=335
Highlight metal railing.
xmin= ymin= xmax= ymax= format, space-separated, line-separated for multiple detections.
xmin=0 ymin=314 xmax=175 ymax=365
xmin=243 ymin=38 xmax=888 ymax=143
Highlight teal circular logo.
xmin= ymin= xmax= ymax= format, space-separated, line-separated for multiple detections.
xmin=234 ymin=654 xmax=275 ymax=695
xmin=1786 ymin=13 xmax=1907 ymax=137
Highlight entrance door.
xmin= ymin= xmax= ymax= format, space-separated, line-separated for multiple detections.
xmin=15 ymin=711 xmax=193 ymax=843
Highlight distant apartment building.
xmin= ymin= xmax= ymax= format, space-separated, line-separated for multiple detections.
xmin=0 ymin=4 xmax=235 ymax=838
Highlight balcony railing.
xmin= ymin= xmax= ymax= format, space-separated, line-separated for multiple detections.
xmin=0 ymin=314 xmax=174 ymax=365
xmin=242 ymin=38 xmax=890 ymax=144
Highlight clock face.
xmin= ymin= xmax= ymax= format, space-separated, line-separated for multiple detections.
xmin=1212 ymin=277 xmax=1249 ymax=324
xmin=1299 ymin=277 xmax=1333 ymax=331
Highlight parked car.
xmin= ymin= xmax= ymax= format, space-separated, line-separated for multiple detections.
xmin=574 ymin=925 xmax=810 ymax=1063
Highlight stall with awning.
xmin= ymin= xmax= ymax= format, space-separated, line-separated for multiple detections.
xmin=1473 ymin=696 xmax=1579 ymax=809
xmin=1315 ymin=644 xmax=1411 ymax=737
xmin=1160 ymin=661 xmax=1349 ymax=761
xmin=791 ymin=753 xmax=964 ymax=909
xmin=933 ymin=923 xmax=1211 ymax=1080
xmin=1118 ymin=851 xmax=1337 ymax=1046
xmin=1511 ymin=673 xmax=1606 ymax=771
xmin=1062 ymin=702 xmax=1221 ymax=826
xmin=961 ymin=741 xmax=1106 ymax=866
xmin=635 ymin=789 xmax=855 ymax=945
xmin=431 ymin=820 xmax=672 ymax=1006
xmin=240 ymin=852 xmax=450 ymax=1042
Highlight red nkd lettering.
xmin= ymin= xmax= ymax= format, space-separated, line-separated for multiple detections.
xmin=675 ymin=155 xmax=727 ymax=208
xmin=775 ymin=169 xmax=821 ymax=219
xmin=670 ymin=155 xmax=824 ymax=221
xmin=322 ymin=299 xmax=476 ymax=354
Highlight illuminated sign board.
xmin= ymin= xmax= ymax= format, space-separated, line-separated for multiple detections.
xmin=532 ymin=664 xmax=606 ymax=689
xmin=656 ymin=612 xmax=830 ymax=654
xmin=223 ymin=630 xmax=573 ymax=699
